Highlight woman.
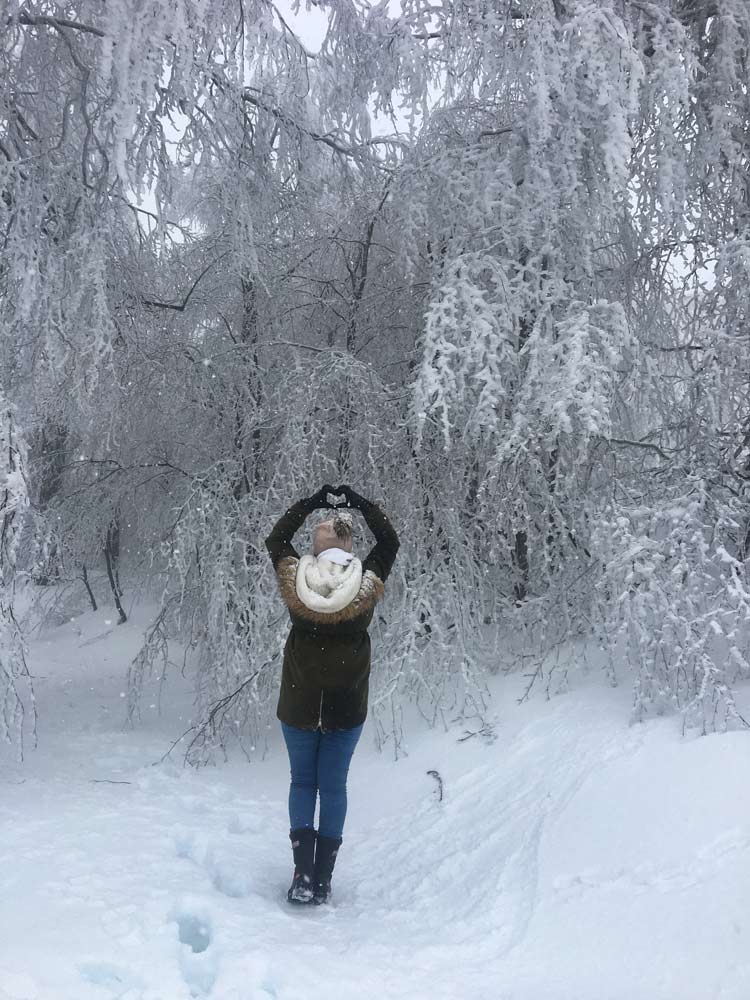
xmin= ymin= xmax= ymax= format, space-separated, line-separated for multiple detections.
xmin=265 ymin=483 xmax=400 ymax=904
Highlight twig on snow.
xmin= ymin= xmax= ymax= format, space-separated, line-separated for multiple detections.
xmin=426 ymin=769 xmax=443 ymax=802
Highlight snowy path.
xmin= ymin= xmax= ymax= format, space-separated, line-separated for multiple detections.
xmin=1 ymin=609 xmax=750 ymax=999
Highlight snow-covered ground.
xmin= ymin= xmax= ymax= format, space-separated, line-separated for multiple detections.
xmin=1 ymin=606 xmax=749 ymax=1000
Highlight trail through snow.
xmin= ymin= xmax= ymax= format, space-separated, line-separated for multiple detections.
xmin=1 ymin=607 xmax=749 ymax=1000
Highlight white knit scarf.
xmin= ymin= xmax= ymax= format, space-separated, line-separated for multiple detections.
xmin=295 ymin=552 xmax=363 ymax=613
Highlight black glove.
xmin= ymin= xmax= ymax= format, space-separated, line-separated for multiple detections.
xmin=301 ymin=485 xmax=337 ymax=511
xmin=335 ymin=484 xmax=371 ymax=510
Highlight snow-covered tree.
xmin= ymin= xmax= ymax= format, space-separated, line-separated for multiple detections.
xmin=3 ymin=0 xmax=750 ymax=755
xmin=0 ymin=404 xmax=35 ymax=755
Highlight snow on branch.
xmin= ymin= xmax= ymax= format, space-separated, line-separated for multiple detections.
xmin=0 ymin=407 xmax=36 ymax=757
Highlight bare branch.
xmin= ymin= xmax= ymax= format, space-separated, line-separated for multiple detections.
xmin=17 ymin=11 xmax=105 ymax=38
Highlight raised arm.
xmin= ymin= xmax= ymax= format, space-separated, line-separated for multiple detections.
xmin=340 ymin=486 xmax=400 ymax=583
xmin=265 ymin=486 xmax=333 ymax=568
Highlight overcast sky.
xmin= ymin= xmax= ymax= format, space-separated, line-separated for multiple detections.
xmin=276 ymin=1 xmax=330 ymax=53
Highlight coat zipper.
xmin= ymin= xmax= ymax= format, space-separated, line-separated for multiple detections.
xmin=317 ymin=689 xmax=324 ymax=731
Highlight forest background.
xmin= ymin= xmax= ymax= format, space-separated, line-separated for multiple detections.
xmin=2 ymin=0 xmax=750 ymax=761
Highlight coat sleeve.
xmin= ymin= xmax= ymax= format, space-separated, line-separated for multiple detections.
xmin=360 ymin=500 xmax=400 ymax=583
xmin=264 ymin=499 xmax=315 ymax=568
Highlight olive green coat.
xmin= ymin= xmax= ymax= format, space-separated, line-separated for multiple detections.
xmin=265 ymin=498 xmax=399 ymax=731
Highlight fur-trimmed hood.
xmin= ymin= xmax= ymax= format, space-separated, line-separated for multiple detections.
xmin=275 ymin=555 xmax=385 ymax=626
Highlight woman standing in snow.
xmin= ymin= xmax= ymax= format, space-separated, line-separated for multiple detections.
xmin=265 ymin=484 xmax=400 ymax=904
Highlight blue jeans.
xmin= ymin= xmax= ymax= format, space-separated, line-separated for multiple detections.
xmin=280 ymin=721 xmax=364 ymax=839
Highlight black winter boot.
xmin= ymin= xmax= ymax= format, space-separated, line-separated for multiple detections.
xmin=312 ymin=834 xmax=342 ymax=905
xmin=287 ymin=827 xmax=316 ymax=904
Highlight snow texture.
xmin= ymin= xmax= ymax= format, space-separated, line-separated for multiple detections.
xmin=1 ymin=606 xmax=749 ymax=999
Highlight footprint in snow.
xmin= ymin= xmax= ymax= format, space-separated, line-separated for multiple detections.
xmin=174 ymin=827 xmax=256 ymax=899
xmin=207 ymin=851 xmax=254 ymax=899
xmin=177 ymin=911 xmax=212 ymax=953
xmin=171 ymin=903 xmax=219 ymax=996
xmin=227 ymin=811 xmax=262 ymax=835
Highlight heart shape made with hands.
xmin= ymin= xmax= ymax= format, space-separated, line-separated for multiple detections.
xmin=325 ymin=486 xmax=350 ymax=509
xmin=326 ymin=485 xmax=353 ymax=510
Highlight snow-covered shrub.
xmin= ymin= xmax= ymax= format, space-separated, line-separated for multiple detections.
xmin=594 ymin=488 xmax=750 ymax=731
